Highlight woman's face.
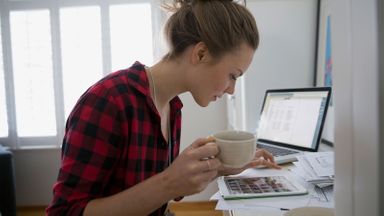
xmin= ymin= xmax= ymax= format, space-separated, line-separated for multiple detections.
xmin=189 ymin=43 xmax=255 ymax=107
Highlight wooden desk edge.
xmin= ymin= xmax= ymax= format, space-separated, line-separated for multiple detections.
xmin=168 ymin=200 xmax=225 ymax=216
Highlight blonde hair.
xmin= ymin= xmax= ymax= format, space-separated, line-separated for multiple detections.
xmin=163 ymin=0 xmax=259 ymax=60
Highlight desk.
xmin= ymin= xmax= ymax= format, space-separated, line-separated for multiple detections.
xmin=214 ymin=147 xmax=334 ymax=215
xmin=169 ymin=145 xmax=334 ymax=216
xmin=167 ymin=201 xmax=291 ymax=216
xmin=168 ymin=201 xmax=333 ymax=216
xmin=168 ymin=200 xmax=226 ymax=216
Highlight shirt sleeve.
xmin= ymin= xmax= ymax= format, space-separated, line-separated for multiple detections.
xmin=46 ymin=88 xmax=122 ymax=216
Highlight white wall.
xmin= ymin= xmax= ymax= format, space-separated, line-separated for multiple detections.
xmin=240 ymin=0 xmax=318 ymax=132
xmin=333 ymin=0 xmax=382 ymax=215
xmin=179 ymin=93 xmax=228 ymax=201
xmin=380 ymin=0 xmax=384 ymax=213
xmin=13 ymin=148 xmax=60 ymax=206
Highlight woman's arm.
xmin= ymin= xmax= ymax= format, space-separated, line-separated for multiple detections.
xmin=84 ymin=137 xmax=221 ymax=216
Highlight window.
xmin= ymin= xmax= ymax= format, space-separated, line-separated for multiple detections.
xmin=0 ymin=17 xmax=8 ymax=137
xmin=11 ymin=10 xmax=57 ymax=137
xmin=0 ymin=0 xmax=159 ymax=148
xmin=109 ymin=4 xmax=153 ymax=72
xmin=60 ymin=6 xmax=103 ymax=117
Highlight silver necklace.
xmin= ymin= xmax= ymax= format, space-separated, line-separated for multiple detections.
xmin=147 ymin=66 xmax=172 ymax=165
xmin=147 ymin=66 xmax=158 ymax=110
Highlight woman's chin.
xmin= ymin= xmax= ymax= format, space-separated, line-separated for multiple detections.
xmin=191 ymin=95 xmax=212 ymax=107
xmin=199 ymin=101 xmax=210 ymax=107
xmin=195 ymin=99 xmax=211 ymax=107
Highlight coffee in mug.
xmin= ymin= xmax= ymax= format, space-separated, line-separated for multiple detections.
xmin=213 ymin=130 xmax=256 ymax=168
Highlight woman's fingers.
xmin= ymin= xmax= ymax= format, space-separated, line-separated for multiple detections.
xmin=188 ymin=137 xmax=219 ymax=160
xmin=249 ymin=157 xmax=281 ymax=169
xmin=200 ymin=158 xmax=221 ymax=172
xmin=190 ymin=137 xmax=215 ymax=149
xmin=255 ymin=148 xmax=275 ymax=162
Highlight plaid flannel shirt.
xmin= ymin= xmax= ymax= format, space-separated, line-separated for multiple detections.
xmin=46 ymin=62 xmax=183 ymax=216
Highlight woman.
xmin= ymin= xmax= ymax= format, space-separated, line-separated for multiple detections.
xmin=46 ymin=0 xmax=280 ymax=215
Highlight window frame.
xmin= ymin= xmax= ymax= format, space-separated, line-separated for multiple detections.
xmin=0 ymin=0 xmax=163 ymax=149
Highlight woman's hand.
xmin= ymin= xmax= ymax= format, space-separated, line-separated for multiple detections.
xmin=218 ymin=149 xmax=281 ymax=176
xmin=161 ymin=137 xmax=221 ymax=198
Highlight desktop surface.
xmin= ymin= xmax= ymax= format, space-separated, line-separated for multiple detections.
xmin=215 ymin=143 xmax=334 ymax=216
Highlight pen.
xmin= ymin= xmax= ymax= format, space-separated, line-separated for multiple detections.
xmin=242 ymin=204 xmax=290 ymax=211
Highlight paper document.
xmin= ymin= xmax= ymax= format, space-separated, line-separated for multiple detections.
xmin=305 ymin=152 xmax=334 ymax=177
xmin=211 ymin=167 xmax=334 ymax=214
xmin=292 ymin=152 xmax=334 ymax=185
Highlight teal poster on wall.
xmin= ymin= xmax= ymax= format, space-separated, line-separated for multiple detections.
xmin=324 ymin=15 xmax=333 ymax=87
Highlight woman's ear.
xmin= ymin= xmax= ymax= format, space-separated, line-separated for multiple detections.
xmin=191 ymin=42 xmax=211 ymax=64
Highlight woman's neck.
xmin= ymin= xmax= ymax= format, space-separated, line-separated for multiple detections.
xmin=147 ymin=60 xmax=188 ymax=109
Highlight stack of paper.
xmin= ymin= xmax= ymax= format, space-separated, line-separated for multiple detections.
xmin=211 ymin=166 xmax=334 ymax=213
xmin=290 ymin=151 xmax=334 ymax=188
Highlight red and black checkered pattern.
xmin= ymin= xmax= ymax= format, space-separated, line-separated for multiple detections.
xmin=46 ymin=62 xmax=183 ymax=216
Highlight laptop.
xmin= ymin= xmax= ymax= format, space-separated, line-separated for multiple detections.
xmin=256 ymin=87 xmax=332 ymax=164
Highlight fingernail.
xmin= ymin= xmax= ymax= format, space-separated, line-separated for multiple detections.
xmin=207 ymin=136 xmax=216 ymax=141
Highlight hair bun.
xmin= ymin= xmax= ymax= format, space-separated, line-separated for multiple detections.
xmin=163 ymin=0 xmax=257 ymax=60
xmin=164 ymin=0 xmax=238 ymax=12
xmin=173 ymin=0 xmax=235 ymax=7
xmin=174 ymin=0 xmax=193 ymax=7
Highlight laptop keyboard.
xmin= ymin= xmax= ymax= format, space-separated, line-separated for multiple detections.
xmin=257 ymin=143 xmax=299 ymax=156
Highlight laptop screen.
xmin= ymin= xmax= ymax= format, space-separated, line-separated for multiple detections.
xmin=257 ymin=87 xmax=331 ymax=151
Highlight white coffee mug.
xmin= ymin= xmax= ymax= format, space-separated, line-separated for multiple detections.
xmin=213 ymin=130 xmax=256 ymax=168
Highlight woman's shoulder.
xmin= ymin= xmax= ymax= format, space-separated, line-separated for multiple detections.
xmin=88 ymin=61 xmax=148 ymax=97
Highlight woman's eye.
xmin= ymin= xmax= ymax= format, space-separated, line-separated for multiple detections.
xmin=230 ymin=74 xmax=237 ymax=81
